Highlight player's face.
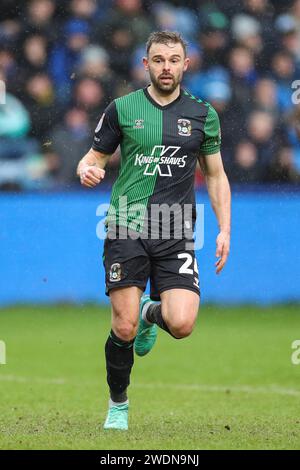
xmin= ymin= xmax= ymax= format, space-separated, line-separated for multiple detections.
xmin=143 ymin=42 xmax=190 ymax=95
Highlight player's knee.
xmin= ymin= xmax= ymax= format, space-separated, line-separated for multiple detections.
xmin=170 ymin=320 xmax=195 ymax=339
xmin=114 ymin=321 xmax=138 ymax=342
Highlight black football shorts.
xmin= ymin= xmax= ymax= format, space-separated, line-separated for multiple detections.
xmin=103 ymin=230 xmax=200 ymax=300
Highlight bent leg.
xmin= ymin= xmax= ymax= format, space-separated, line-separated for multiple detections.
xmin=161 ymin=288 xmax=199 ymax=338
xmin=145 ymin=289 xmax=199 ymax=339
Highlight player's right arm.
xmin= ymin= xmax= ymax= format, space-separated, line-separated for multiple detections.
xmin=77 ymin=101 xmax=122 ymax=188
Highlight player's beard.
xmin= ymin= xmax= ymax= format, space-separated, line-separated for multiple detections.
xmin=149 ymin=68 xmax=182 ymax=96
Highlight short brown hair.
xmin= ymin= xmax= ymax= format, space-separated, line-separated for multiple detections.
xmin=146 ymin=31 xmax=187 ymax=57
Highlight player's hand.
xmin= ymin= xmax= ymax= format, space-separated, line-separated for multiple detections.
xmin=215 ymin=231 xmax=230 ymax=274
xmin=79 ymin=165 xmax=105 ymax=188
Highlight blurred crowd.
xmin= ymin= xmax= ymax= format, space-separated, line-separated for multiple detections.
xmin=1 ymin=0 xmax=300 ymax=190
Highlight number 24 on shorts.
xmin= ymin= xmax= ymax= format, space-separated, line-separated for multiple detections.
xmin=177 ymin=253 xmax=199 ymax=288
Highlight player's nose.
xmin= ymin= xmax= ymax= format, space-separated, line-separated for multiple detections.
xmin=163 ymin=61 xmax=171 ymax=71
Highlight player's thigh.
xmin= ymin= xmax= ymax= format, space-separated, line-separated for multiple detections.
xmin=103 ymin=235 xmax=150 ymax=340
xmin=103 ymin=235 xmax=150 ymax=297
xmin=160 ymin=288 xmax=200 ymax=333
xmin=150 ymin=238 xmax=200 ymax=302
xmin=110 ymin=286 xmax=143 ymax=340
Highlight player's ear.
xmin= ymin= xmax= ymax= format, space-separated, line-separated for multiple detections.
xmin=183 ymin=57 xmax=190 ymax=72
xmin=143 ymin=56 xmax=149 ymax=71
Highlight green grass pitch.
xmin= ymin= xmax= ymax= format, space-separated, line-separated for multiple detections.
xmin=0 ymin=304 xmax=299 ymax=450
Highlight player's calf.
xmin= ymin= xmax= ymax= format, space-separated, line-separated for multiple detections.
xmin=145 ymin=302 xmax=179 ymax=338
xmin=105 ymin=329 xmax=135 ymax=403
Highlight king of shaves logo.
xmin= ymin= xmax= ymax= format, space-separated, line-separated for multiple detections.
xmin=134 ymin=145 xmax=187 ymax=177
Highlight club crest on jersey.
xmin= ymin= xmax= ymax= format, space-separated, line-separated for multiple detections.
xmin=109 ymin=263 xmax=122 ymax=282
xmin=133 ymin=119 xmax=144 ymax=129
xmin=177 ymin=119 xmax=192 ymax=136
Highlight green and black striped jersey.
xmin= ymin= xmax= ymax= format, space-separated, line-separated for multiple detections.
xmin=92 ymin=86 xmax=221 ymax=235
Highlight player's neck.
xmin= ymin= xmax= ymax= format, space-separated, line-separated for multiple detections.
xmin=147 ymin=84 xmax=181 ymax=106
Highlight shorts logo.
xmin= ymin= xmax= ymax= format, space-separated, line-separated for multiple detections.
xmin=109 ymin=263 xmax=122 ymax=282
xmin=134 ymin=119 xmax=144 ymax=129
xmin=177 ymin=119 xmax=192 ymax=136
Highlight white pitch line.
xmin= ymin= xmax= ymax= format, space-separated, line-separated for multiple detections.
xmin=0 ymin=374 xmax=66 ymax=385
xmin=134 ymin=383 xmax=300 ymax=397
xmin=0 ymin=374 xmax=299 ymax=397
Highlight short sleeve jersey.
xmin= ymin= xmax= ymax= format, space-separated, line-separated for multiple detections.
xmin=92 ymin=87 xmax=221 ymax=234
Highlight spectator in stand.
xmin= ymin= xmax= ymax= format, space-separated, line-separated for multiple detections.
xmin=68 ymin=0 xmax=111 ymax=24
xmin=0 ymin=92 xmax=49 ymax=190
xmin=102 ymin=0 xmax=153 ymax=45
xmin=93 ymin=0 xmax=154 ymax=79
xmin=0 ymin=47 xmax=19 ymax=95
xmin=231 ymin=14 xmax=263 ymax=64
xmin=0 ymin=17 xmax=21 ymax=48
xmin=271 ymin=50 xmax=297 ymax=113
xmin=266 ymin=146 xmax=300 ymax=183
xmin=0 ymin=92 xmax=30 ymax=143
xmin=182 ymin=42 xmax=204 ymax=98
xmin=228 ymin=46 xmax=257 ymax=113
xmin=198 ymin=6 xmax=229 ymax=69
xmin=130 ymin=46 xmax=150 ymax=90
xmin=151 ymin=2 xmax=199 ymax=42
xmin=289 ymin=0 xmax=300 ymax=56
xmin=285 ymin=104 xmax=300 ymax=172
xmin=19 ymin=33 xmax=49 ymax=80
xmin=76 ymin=45 xmax=120 ymax=102
xmin=20 ymin=0 xmax=57 ymax=41
xmin=275 ymin=12 xmax=300 ymax=62
xmin=49 ymin=19 xmax=91 ymax=104
xmin=246 ymin=110 xmax=281 ymax=179
xmin=73 ymin=77 xmax=107 ymax=123
xmin=23 ymin=72 xmax=61 ymax=141
xmin=242 ymin=0 xmax=276 ymax=50
xmin=201 ymin=71 xmax=240 ymax=171
xmin=230 ymin=140 xmax=261 ymax=183
xmin=68 ymin=0 xmax=97 ymax=21
xmin=48 ymin=107 xmax=90 ymax=186
xmin=253 ymin=78 xmax=279 ymax=118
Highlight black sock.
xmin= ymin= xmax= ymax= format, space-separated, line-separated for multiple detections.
xmin=146 ymin=303 xmax=178 ymax=339
xmin=105 ymin=329 xmax=135 ymax=402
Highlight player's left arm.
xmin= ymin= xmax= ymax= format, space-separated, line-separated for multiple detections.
xmin=198 ymin=152 xmax=231 ymax=274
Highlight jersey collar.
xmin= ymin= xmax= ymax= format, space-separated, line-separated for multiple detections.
xmin=143 ymin=85 xmax=183 ymax=110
